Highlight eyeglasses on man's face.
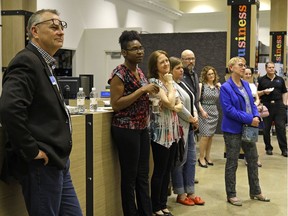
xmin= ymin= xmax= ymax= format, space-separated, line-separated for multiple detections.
xmin=34 ymin=19 xmax=68 ymax=30
xmin=125 ymin=46 xmax=145 ymax=53
xmin=182 ymin=57 xmax=195 ymax=61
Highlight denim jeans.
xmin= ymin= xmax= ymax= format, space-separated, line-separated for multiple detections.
xmin=223 ymin=132 xmax=261 ymax=198
xmin=171 ymin=130 xmax=196 ymax=194
xmin=111 ymin=126 xmax=152 ymax=216
xmin=19 ymin=159 xmax=82 ymax=216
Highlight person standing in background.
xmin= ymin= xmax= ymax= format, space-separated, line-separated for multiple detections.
xmin=108 ymin=30 xmax=159 ymax=216
xmin=220 ymin=56 xmax=269 ymax=206
xmin=181 ymin=49 xmax=200 ymax=183
xmin=242 ymin=67 xmax=262 ymax=167
xmin=0 ymin=9 xmax=83 ymax=215
xmin=148 ymin=50 xmax=182 ymax=216
xmin=198 ymin=66 xmax=221 ymax=168
xmin=181 ymin=50 xmax=199 ymax=111
xmin=170 ymin=57 xmax=205 ymax=207
xmin=257 ymin=62 xmax=288 ymax=157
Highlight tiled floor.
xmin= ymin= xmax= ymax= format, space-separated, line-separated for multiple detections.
xmin=166 ymin=133 xmax=288 ymax=216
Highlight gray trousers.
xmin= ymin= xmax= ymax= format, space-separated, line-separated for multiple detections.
xmin=223 ymin=132 xmax=261 ymax=198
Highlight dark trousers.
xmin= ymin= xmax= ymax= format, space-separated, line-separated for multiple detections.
xmin=151 ymin=141 xmax=177 ymax=212
xmin=111 ymin=126 xmax=152 ymax=216
xmin=19 ymin=159 xmax=82 ymax=216
xmin=223 ymin=133 xmax=261 ymax=198
xmin=262 ymin=102 xmax=287 ymax=153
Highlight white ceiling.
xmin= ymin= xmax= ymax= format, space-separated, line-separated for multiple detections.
xmin=161 ymin=0 xmax=271 ymax=13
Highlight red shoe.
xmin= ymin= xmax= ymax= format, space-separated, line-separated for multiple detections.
xmin=176 ymin=197 xmax=195 ymax=206
xmin=189 ymin=196 xmax=205 ymax=205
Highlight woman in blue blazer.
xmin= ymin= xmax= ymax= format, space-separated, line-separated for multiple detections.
xmin=220 ymin=57 xmax=270 ymax=206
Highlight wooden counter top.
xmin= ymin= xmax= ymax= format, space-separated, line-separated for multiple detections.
xmin=0 ymin=112 xmax=122 ymax=216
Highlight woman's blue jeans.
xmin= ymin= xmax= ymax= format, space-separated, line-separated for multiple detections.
xmin=171 ymin=130 xmax=196 ymax=194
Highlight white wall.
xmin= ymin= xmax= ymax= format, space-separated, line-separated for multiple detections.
xmin=175 ymin=12 xmax=227 ymax=33
xmin=37 ymin=0 xmax=174 ymax=92
xmin=37 ymin=0 xmax=271 ymax=92
xmin=258 ymin=11 xmax=271 ymax=46
xmin=75 ymin=27 xmax=141 ymax=92
xmin=175 ymin=11 xmax=270 ymax=46
xmin=37 ymin=0 xmax=174 ymax=49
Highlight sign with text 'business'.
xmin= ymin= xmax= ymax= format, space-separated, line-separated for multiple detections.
xmin=230 ymin=4 xmax=251 ymax=65
xmin=270 ymin=31 xmax=286 ymax=64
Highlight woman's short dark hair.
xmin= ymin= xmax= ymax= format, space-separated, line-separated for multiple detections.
xmin=119 ymin=30 xmax=142 ymax=50
xmin=169 ymin=57 xmax=182 ymax=71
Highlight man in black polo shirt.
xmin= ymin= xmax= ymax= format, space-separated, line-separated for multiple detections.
xmin=258 ymin=62 xmax=288 ymax=157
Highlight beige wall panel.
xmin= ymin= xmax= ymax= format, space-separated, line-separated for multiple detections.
xmin=0 ymin=128 xmax=28 ymax=216
xmin=249 ymin=4 xmax=258 ymax=68
xmin=0 ymin=115 xmax=87 ymax=215
xmin=93 ymin=112 xmax=122 ymax=216
xmin=270 ymin=0 xmax=287 ymax=31
xmin=2 ymin=0 xmax=36 ymax=11
xmin=70 ymin=115 xmax=87 ymax=215
xmin=0 ymin=180 xmax=28 ymax=216
xmin=2 ymin=16 xmax=25 ymax=67
xmin=226 ymin=6 xmax=231 ymax=66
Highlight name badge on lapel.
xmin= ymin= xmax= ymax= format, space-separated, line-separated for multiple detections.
xmin=49 ymin=75 xmax=57 ymax=86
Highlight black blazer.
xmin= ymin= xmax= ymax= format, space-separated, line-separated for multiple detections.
xmin=182 ymin=67 xmax=200 ymax=111
xmin=0 ymin=43 xmax=72 ymax=178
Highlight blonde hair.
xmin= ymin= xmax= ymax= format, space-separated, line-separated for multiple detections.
xmin=227 ymin=57 xmax=246 ymax=73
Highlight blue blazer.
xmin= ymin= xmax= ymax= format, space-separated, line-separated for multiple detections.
xmin=220 ymin=77 xmax=259 ymax=134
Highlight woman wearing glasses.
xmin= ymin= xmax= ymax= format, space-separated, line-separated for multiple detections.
xmin=108 ymin=30 xmax=159 ymax=216
xmin=198 ymin=66 xmax=221 ymax=168
xmin=220 ymin=57 xmax=269 ymax=206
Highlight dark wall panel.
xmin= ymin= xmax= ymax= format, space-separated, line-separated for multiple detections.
xmin=139 ymin=32 xmax=227 ymax=134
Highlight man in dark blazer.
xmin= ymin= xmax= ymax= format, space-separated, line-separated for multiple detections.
xmin=0 ymin=9 xmax=82 ymax=216
xmin=181 ymin=49 xmax=200 ymax=111
xmin=181 ymin=49 xmax=200 ymax=184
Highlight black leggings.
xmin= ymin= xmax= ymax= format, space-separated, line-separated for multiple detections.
xmin=111 ymin=126 xmax=152 ymax=216
xmin=150 ymin=141 xmax=177 ymax=212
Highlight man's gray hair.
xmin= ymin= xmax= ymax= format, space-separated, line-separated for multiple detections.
xmin=27 ymin=9 xmax=59 ymax=40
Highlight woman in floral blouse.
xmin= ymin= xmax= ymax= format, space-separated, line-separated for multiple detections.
xmin=147 ymin=50 xmax=182 ymax=216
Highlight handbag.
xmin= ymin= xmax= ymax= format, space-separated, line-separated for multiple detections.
xmin=174 ymin=125 xmax=185 ymax=165
xmin=242 ymin=124 xmax=259 ymax=143
xmin=257 ymin=104 xmax=269 ymax=118
xmin=227 ymin=82 xmax=260 ymax=143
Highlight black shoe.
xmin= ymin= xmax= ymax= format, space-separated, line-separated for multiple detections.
xmin=162 ymin=210 xmax=174 ymax=216
xmin=194 ymin=178 xmax=199 ymax=184
xmin=154 ymin=212 xmax=165 ymax=216
xmin=204 ymin=157 xmax=214 ymax=166
xmin=198 ymin=159 xmax=208 ymax=168
xmin=266 ymin=150 xmax=273 ymax=155
xmin=281 ymin=151 xmax=288 ymax=157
